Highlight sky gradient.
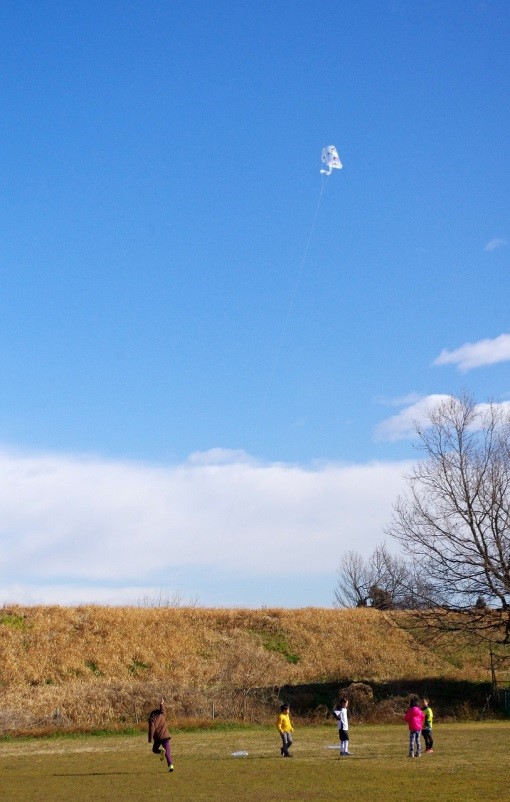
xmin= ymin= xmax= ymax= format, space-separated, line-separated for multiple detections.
xmin=0 ymin=1 xmax=509 ymax=606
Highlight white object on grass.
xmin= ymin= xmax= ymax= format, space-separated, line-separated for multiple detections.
xmin=231 ymin=751 xmax=249 ymax=757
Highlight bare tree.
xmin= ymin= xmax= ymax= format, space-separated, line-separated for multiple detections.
xmin=388 ymin=394 xmax=510 ymax=644
xmin=369 ymin=544 xmax=411 ymax=609
xmin=137 ymin=588 xmax=199 ymax=608
xmin=334 ymin=551 xmax=373 ymax=607
xmin=334 ymin=544 xmax=427 ymax=610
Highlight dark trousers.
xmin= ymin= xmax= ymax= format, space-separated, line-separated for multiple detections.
xmin=422 ymin=729 xmax=433 ymax=750
xmin=152 ymin=737 xmax=172 ymax=766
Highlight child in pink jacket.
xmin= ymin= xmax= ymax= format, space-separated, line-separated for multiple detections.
xmin=403 ymin=696 xmax=425 ymax=758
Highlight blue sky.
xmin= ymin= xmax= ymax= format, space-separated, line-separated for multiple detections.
xmin=0 ymin=1 xmax=508 ymax=606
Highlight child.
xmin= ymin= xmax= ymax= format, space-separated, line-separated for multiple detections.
xmin=148 ymin=697 xmax=174 ymax=772
xmin=276 ymin=703 xmax=294 ymax=757
xmin=403 ymin=696 xmax=425 ymax=758
xmin=421 ymin=698 xmax=434 ymax=752
xmin=332 ymin=697 xmax=352 ymax=756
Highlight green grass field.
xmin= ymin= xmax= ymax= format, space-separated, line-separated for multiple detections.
xmin=0 ymin=722 xmax=508 ymax=801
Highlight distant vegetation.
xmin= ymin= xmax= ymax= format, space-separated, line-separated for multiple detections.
xmin=0 ymin=604 xmax=503 ymax=734
xmin=335 ymin=398 xmax=510 ymax=652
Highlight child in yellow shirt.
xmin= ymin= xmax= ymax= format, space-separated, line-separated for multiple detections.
xmin=276 ymin=703 xmax=294 ymax=757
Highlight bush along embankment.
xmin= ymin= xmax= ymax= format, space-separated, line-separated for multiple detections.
xmin=278 ymin=678 xmax=500 ymax=724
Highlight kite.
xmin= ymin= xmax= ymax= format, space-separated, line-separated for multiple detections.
xmin=320 ymin=145 xmax=342 ymax=175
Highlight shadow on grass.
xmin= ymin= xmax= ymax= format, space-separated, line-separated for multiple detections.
xmin=53 ymin=771 xmax=154 ymax=777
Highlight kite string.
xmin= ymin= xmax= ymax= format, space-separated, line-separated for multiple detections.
xmin=262 ymin=174 xmax=328 ymax=404
xmin=219 ymin=175 xmax=328 ymax=538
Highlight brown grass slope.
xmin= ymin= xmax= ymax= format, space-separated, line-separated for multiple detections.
xmin=0 ymin=606 xmax=485 ymax=731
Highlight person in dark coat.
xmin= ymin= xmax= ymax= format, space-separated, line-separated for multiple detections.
xmin=148 ymin=697 xmax=174 ymax=771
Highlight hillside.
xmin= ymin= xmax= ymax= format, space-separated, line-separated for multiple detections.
xmin=0 ymin=605 xmax=490 ymax=731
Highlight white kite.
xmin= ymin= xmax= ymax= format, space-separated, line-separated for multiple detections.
xmin=320 ymin=145 xmax=342 ymax=175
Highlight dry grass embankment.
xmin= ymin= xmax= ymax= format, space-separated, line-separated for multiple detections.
xmin=0 ymin=605 xmax=489 ymax=732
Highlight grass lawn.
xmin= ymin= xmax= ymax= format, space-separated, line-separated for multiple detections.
xmin=0 ymin=722 xmax=509 ymax=801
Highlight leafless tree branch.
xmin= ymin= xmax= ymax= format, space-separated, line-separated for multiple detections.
xmin=387 ymin=394 xmax=510 ymax=644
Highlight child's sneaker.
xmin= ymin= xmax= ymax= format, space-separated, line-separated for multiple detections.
xmin=168 ymin=763 xmax=174 ymax=772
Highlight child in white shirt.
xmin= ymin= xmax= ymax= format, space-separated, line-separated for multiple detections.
xmin=333 ymin=697 xmax=352 ymax=756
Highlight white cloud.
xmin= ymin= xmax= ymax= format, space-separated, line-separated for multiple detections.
xmin=375 ymin=394 xmax=510 ymax=443
xmin=375 ymin=394 xmax=451 ymax=441
xmin=0 ymin=447 xmax=409 ymax=606
xmin=186 ymin=447 xmax=252 ymax=466
xmin=473 ymin=401 xmax=510 ymax=421
xmin=433 ymin=333 xmax=510 ymax=372
xmin=376 ymin=392 xmax=423 ymax=408
xmin=484 ymin=237 xmax=507 ymax=252
xmin=0 ymin=582 xmax=150 ymax=606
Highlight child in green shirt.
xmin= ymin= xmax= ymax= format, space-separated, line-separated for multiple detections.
xmin=421 ymin=698 xmax=434 ymax=753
